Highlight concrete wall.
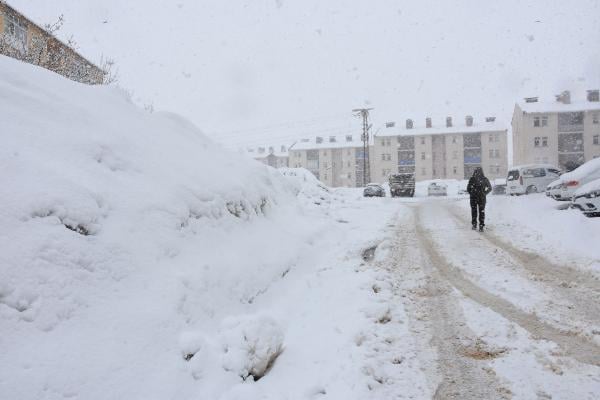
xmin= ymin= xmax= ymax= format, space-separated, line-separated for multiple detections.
xmin=584 ymin=110 xmax=600 ymax=160
xmin=445 ymin=134 xmax=465 ymax=179
xmin=512 ymin=104 xmax=600 ymax=168
xmin=481 ymin=131 xmax=508 ymax=179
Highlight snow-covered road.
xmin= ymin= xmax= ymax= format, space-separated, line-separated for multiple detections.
xmin=365 ymin=196 xmax=600 ymax=399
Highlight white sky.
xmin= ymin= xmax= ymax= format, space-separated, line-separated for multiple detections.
xmin=10 ymin=0 xmax=600 ymax=148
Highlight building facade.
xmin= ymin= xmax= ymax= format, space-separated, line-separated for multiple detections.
xmin=248 ymin=145 xmax=290 ymax=169
xmin=373 ymin=116 xmax=508 ymax=182
xmin=288 ymin=135 xmax=371 ymax=187
xmin=0 ymin=1 xmax=104 ymax=84
xmin=512 ymin=90 xmax=600 ymax=170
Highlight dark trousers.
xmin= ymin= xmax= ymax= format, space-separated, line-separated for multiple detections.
xmin=470 ymin=196 xmax=486 ymax=227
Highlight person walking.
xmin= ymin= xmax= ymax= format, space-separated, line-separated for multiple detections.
xmin=467 ymin=167 xmax=492 ymax=231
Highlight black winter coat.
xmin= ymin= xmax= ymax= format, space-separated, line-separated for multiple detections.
xmin=467 ymin=173 xmax=492 ymax=199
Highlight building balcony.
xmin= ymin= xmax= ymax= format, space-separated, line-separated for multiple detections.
xmin=398 ymin=160 xmax=415 ymax=166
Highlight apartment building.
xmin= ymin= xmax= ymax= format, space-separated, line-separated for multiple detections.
xmin=373 ymin=116 xmax=508 ymax=182
xmin=512 ymin=90 xmax=600 ymax=170
xmin=288 ymin=134 xmax=370 ymax=187
xmin=0 ymin=1 xmax=104 ymax=84
xmin=248 ymin=145 xmax=289 ymax=168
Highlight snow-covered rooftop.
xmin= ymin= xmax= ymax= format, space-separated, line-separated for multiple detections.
xmin=517 ymin=92 xmax=600 ymax=114
xmin=376 ymin=118 xmax=506 ymax=137
xmin=246 ymin=145 xmax=289 ymax=158
xmin=289 ymin=134 xmax=371 ymax=151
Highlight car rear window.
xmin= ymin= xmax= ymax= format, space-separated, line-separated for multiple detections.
xmin=507 ymin=170 xmax=519 ymax=181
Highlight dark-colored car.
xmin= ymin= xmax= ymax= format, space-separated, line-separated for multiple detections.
xmin=389 ymin=173 xmax=415 ymax=197
xmin=363 ymin=183 xmax=386 ymax=197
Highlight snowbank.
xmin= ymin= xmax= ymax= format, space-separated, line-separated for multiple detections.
xmin=0 ymin=56 xmax=408 ymax=399
xmin=0 ymin=56 xmax=313 ymax=398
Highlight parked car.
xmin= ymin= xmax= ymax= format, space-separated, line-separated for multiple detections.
xmin=545 ymin=179 xmax=567 ymax=200
xmin=389 ymin=173 xmax=415 ymax=197
xmin=427 ymin=182 xmax=447 ymax=196
xmin=555 ymin=158 xmax=600 ymax=201
xmin=506 ymin=164 xmax=561 ymax=195
xmin=571 ymin=178 xmax=600 ymax=217
xmin=363 ymin=183 xmax=386 ymax=197
xmin=492 ymin=178 xmax=507 ymax=195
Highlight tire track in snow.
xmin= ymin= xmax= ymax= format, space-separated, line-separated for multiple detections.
xmin=444 ymin=205 xmax=600 ymax=330
xmin=446 ymin=204 xmax=600 ymax=294
xmin=415 ymin=205 xmax=600 ymax=367
xmin=387 ymin=207 xmax=509 ymax=400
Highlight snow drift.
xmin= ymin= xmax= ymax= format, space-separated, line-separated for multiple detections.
xmin=0 ymin=56 xmax=318 ymax=398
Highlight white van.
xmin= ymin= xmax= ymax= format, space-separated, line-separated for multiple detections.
xmin=506 ymin=164 xmax=562 ymax=195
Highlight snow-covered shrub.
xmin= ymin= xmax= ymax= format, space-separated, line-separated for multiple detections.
xmin=220 ymin=315 xmax=284 ymax=381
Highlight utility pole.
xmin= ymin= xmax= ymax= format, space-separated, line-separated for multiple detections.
xmin=352 ymin=108 xmax=373 ymax=186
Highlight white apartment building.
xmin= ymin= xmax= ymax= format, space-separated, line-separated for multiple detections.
xmin=247 ymin=145 xmax=289 ymax=168
xmin=373 ymin=116 xmax=508 ymax=182
xmin=512 ymin=90 xmax=600 ymax=170
xmin=288 ymin=134 xmax=371 ymax=187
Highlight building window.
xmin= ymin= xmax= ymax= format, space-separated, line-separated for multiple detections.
xmin=324 ymin=173 xmax=327 ymax=180
xmin=347 ymin=173 xmax=352 ymax=179
xmin=421 ymin=168 xmax=426 ymax=175
xmin=432 ymin=169 xmax=436 ymax=176
xmin=421 ymin=152 xmax=426 ymax=160
xmin=594 ymin=135 xmax=599 ymax=145
xmin=323 ymin=162 xmax=328 ymax=168
xmin=593 ymin=113 xmax=599 ymax=124
xmin=534 ymin=137 xmax=540 ymax=147
xmin=494 ymin=149 xmax=500 ymax=158
xmin=421 ymin=137 xmax=425 ymax=145
xmin=534 ymin=117 xmax=540 ymax=127
xmin=453 ymin=151 xmax=458 ymax=159
xmin=542 ymin=137 xmax=548 ymax=147
xmin=541 ymin=116 xmax=548 ymax=127
xmin=346 ymin=135 xmax=353 ymax=142
xmin=453 ymin=166 xmax=457 ymax=174
xmin=452 ymin=136 xmax=457 ymax=144
xmin=489 ymin=149 xmax=494 ymax=158
xmin=347 ymin=161 xmax=351 ymax=167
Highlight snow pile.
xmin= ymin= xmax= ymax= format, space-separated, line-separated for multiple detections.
xmin=0 ymin=56 xmax=312 ymax=398
xmin=279 ymin=167 xmax=332 ymax=206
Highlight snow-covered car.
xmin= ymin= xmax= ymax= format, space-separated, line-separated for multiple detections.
xmin=363 ymin=183 xmax=386 ymax=197
xmin=571 ymin=178 xmax=600 ymax=217
xmin=492 ymin=178 xmax=507 ymax=195
xmin=555 ymin=158 xmax=600 ymax=201
xmin=506 ymin=164 xmax=562 ymax=195
xmin=545 ymin=179 xmax=567 ymax=200
xmin=427 ymin=182 xmax=447 ymax=196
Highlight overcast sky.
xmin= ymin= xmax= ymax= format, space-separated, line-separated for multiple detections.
xmin=11 ymin=0 xmax=600 ymax=148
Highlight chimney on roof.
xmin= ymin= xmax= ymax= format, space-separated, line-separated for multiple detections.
xmin=555 ymin=90 xmax=571 ymax=104
xmin=486 ymin=116 xmax=496 ymax=122
xmin=524 ymin=97 xmax=538 ymax=103
xmin=465 ymin=115 xmax=473 ymax=127
xmin=446 ymin=116 xmax=452 ymax=128
xmin=425 ymin=117 xmax=432 ymax=128
xmin=406 ymin=119 xmax=413 ymax=129
xmin=587 ymin=89 xmax=599 ymax=102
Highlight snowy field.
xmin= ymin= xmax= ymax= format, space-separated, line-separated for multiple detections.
xmin=2 ymin=57 xmax=600 ymax=399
